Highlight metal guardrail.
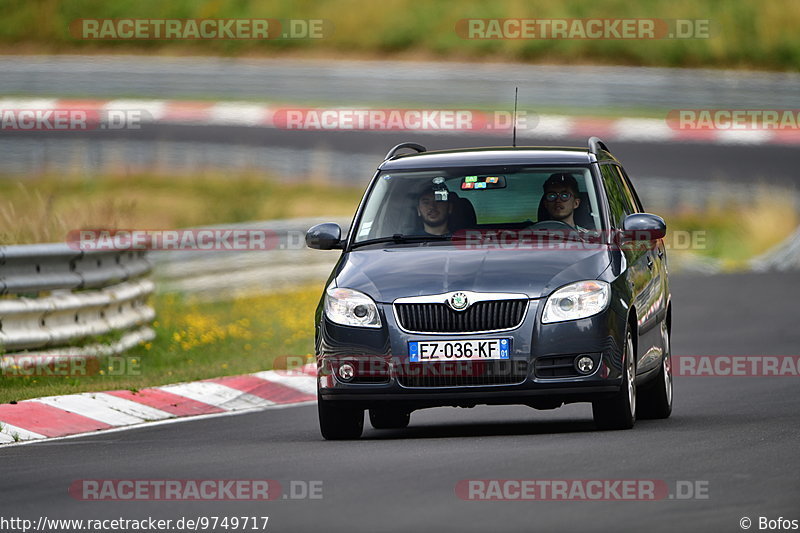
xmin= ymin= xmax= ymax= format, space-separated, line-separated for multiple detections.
xmin=0 ymin=245 xmax=151 ymax=295
xmin=0 ymin=246 xmax=154 ymax=363
xmin=750 ymin=226 xmax=800 ymax=272
xmin=152 ymin=217 xmax=349 ymax=301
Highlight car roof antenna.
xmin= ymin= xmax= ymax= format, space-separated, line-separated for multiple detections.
xmin=512 ymin=86 xmax=518 ymax=148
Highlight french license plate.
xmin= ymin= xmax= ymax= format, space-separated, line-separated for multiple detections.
xmin=409 ymin=338 xmax=511 ymax=362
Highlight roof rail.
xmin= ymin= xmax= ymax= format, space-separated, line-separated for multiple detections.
xmin=385 ymin=142 xmax=427 ymax=161
xmin=588 ymin=136 xmax=611 ymax=156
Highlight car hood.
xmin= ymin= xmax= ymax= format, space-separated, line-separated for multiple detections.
xmin=334 ymin=244 xmax=613 ymax=302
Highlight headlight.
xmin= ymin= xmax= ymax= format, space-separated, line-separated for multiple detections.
xmin=542 ymin=280 xmax=610 ymax=324
xmin=324 ymin=287 xmax=382 ymax=328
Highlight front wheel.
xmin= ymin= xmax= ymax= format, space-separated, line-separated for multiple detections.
xmin=638 ymin=323 xmax=673 ymax=419
xmin=318 ymin=395 xmax=364 ymax=440
xmin=592 ymin=329 xmax=636 ymax=430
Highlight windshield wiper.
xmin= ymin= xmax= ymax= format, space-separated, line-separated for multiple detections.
xmin=350 ymin=234 xmax=451 ymax=249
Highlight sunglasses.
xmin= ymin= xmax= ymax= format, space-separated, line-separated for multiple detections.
xmin=544 ymin=191 xmax=574 ymax=202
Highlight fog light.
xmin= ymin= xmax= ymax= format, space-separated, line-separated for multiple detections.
xmin=576 ymin=356 xmax=594 ymax=374
xmin=338 ymin=362 xmax=355 ymax=381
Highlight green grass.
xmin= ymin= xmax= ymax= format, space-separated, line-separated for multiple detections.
xmin=2 ymin=0 xmax=799 ymax=71
xmin=0 ymin=287 xmax=320 ymax=403
xmin=0 ymin=172 xmax=363 ymax=245
xmin=662 ymin=190 xmax=798 ymax=269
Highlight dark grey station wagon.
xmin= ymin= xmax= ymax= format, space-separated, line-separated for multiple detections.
xmin=306 ymin=138 xmax=672 ymax=439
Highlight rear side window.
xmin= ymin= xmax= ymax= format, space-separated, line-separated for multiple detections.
xmin=600 ymin=164 xmax=636 ymax=229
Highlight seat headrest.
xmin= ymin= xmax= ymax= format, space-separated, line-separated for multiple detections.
xmin=448 ymin=192 xmax=477 ymax=231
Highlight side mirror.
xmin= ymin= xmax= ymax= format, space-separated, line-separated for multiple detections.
xmin=306 ymin=223 xmax=343 ymax=250
xmin=621 ymin=213 xmax=666 ymax=241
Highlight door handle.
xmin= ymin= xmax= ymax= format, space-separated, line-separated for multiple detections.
xmin=647 ymin=256 xmax=653 ymax=269
xmin=657 ymin=248 xmax=664 ymax=259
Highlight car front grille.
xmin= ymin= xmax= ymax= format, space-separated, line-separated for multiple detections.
xmin=395 ymin=299 xmax=527 ymax=333
xmin=396 ymin=360 xmax=529 ymax=388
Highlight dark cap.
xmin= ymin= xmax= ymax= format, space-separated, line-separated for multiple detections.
xmin=543 ymin=173 xmax=579 ymax=194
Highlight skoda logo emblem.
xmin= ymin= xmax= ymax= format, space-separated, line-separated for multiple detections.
xmin=449 ymin=292 xmax=469 ymax=311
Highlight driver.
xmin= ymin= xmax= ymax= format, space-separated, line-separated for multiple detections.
xmin=542 ymin=173 xmax=588 ymax=232
xmin=417 ymin=187 xmax=452 ymax=236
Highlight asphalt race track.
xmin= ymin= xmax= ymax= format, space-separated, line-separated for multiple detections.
xmin=2 ymin=271 xmax=799 ymax=532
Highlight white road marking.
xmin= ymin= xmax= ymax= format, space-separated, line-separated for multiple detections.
xmin=104 ymin=99 xmax=166 ymax=121
xmin=252 ymin=370 xmax=317 ymax=396
xmin=160 ymin=381 xmax=274 ymax=410
xmin=0 ymin=423 xmax=47 ymax=443
xmin=0 ymin=98 xmax=790 ymax=147
xmin=32 ymin=393 xmax=173 ymax=426
xmin=518 ymin=114 xmax=574 ymax=139
xmin=613 ymin=118 xmax=676 ymax=141
xmin=0 ymin=400 xmax=315 ymax=448
xmin=714 ymin=130 xmax=773 ymax=145
xmin=209 ymin=102 xmax=268 ymax=126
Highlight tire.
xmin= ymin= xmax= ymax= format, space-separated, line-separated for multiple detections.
xmin=318 ymin=395 xmax=364 ymax=440
xmin=593 ymin=328 xmax=636 ymax=430
xmin=637 ymin=323 xmax=673 ymax=420
xmin=369 ymin=408 xmax=411 ymax=429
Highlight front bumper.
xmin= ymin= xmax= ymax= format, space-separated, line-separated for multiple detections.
xmin=316 ymin=299 xmax=628 ymax=409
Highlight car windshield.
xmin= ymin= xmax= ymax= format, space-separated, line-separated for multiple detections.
xmin=352 ymin=165 xmax=604 ymax=244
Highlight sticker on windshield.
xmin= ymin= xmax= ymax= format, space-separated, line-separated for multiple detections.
xmin=358 ymin=221 xmax=373 ymax=237
xmin=460 ymin=175 xmax=507 ymax=189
